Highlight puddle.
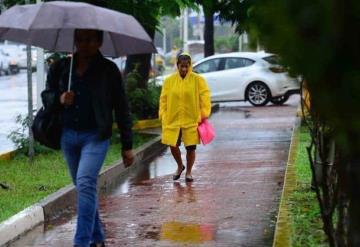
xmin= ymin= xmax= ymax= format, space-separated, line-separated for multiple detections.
xmin=161 ymin=221 xmax=215 ymax=243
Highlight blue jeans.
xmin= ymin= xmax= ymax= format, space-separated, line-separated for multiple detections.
xmin=61 ymin=128 xmax=110 ymax=247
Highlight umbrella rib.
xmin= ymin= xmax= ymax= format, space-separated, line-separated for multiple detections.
xmin=27 ymin=4 xmax=44 ymax=31
xmin=53 ymin=29 xmax=61 ymax=51
xmin=108 ymin=32 xmax=119 ymax=57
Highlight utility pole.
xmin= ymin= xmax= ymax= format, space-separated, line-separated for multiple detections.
xmin=238 ymin=35 xmax=243 ymax=52
xmin=25 ymin=0 xmax=34 ymax=160
xmin=197 ymin=12 xmax=203 ymax=40
xmin=183 ymin=8 xmax=188 ymax=53
xmin=162 ymin=27 xmax=166 ymax=55
xmin=179 ymin=10 xmax=183 ymax=42
xmin=36 ymin=0 xmax=45 ymax=110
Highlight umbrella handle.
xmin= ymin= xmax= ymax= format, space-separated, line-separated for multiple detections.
xmin=67 ymin=42 xmax=75 ymax=92
xmin=67 ymin=54 xmax=74 ymax=92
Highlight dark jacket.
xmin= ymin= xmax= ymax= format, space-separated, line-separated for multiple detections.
xmin=42 ymin=52 xmax=132 ymax=150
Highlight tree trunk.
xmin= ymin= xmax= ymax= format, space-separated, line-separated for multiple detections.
xmin=348 ymin=158 xmax=360 ymax=246
xmin=124 ymin=27 xmax=155 ymax=89
xmin=203 ymin=9 xmax=215 ymax=57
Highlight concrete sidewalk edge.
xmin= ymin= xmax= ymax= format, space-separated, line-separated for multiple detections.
xmin=272 ymin=117 xmax=301 ymax=247
xmin=0 ymin=205 xmax=44 ymax=247
xmin=0 ymin=136 xmax=166 ymax=247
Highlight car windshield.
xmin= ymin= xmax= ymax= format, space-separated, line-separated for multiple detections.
xmin=262 ymin=55 xmax=280 ymax=65
xmin=194 ymin=58 xmax=221 ymax=73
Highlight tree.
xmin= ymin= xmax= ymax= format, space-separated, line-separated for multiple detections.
xmin=225 ymin=0 xmax=360 ymax=245
xmin=195 ymin=0 xmax=251 ymax=57
xmin=107 ymin=0 xmax=196 ymax=89
xmin=195 ymin=0 xmax=223 ymax=57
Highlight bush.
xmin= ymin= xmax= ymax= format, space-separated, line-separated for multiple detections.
xmin=125 ymin=66 xmax=161 ymax=121
xmin=7 ymin=114 xmax=29 ymax=152
xmin=7 ymin=114 xmax=54 ymax=156
xmin=215 ymin=36 xmax=239 ymax=53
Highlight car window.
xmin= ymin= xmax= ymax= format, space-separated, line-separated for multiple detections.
xmin=262 ymin=55 xmax=280 ymax=65
xmin=224 ymin=58 xmax=254 ymax=69
xmin=194 ymin=58 xmax=221 ymax=73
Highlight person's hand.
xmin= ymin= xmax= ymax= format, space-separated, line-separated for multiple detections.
xmin=201 ymin=117 xmax=208 ymax=122
xmin=60 ymin=91 xmax=75 ymax=106
xmin=122 ymin=149 xmax=134 ymax=168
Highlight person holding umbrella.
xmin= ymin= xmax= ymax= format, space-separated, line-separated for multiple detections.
xmin=159 ymin=53 xmax=211 ymax=182
xmin=44 ymin=29 xmax=134 ymax=247
xmin=0 ymin=2 xmax=157 ymax=246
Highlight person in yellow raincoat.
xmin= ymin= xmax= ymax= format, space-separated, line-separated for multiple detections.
xmin=159 ymin=53 xmax=211 ymax=182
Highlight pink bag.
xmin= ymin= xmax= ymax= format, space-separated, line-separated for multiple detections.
xmin=198 ymin=119 xmax=215 ymax=145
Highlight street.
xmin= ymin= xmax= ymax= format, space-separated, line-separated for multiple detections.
xmin=0 ymin=71 xmax=37 ymax=154
xmin=9 ymin=96 xmax=300 ymax=246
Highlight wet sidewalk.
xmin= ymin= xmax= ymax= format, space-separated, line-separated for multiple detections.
xmin=10 ymin=97 xmax=299 ymax=247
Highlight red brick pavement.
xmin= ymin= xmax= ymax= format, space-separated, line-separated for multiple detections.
xmin=10 ymin=97 xmax=299 ymax=247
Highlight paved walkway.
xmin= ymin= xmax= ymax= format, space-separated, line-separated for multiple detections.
xmin=10 ymin=97 xmax=299 ymax=247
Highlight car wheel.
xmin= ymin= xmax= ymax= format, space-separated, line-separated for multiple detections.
xmin=270 ymin=95 xmax=289 ymax=105
xmin=246 ymin=82 xmax=271 ymax=106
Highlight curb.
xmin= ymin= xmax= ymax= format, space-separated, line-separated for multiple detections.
xmin=0 ymin=205 xmax=44 ymax=247
xmin=272 ymin=117 xmax=301 ymax=247
xmin=0 ymin=136 xmax=166 ymax=246
xmin=133 ymin=119 xmax=161 ymax=130
xmin=131 ymin=103 xmax=220 ymax=130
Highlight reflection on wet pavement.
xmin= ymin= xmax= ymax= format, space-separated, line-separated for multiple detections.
xmin=9 ymin=96 xmax=299 ymax=247
xmin=161 ymin=221 xmax=215 ymax=243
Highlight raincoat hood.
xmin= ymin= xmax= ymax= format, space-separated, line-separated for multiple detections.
xmin=176 ymin=52 xmax=193 ymax=78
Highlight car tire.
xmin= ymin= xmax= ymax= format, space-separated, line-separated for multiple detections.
xmin=270 ymin=95 xmax=289 ymax=105
xmin=246 ymin=81 xmax=271 ymax=106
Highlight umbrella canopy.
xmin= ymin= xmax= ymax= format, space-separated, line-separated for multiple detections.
xmin=0 ymin=1 xmax=156 ymax=57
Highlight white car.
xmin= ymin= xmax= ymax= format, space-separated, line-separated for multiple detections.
xmin=157 ymin=52 xmax=300 ymax=106
xmin=0 ymin=44 xmax=36 ymax=70
xmin=0 ymin=49 xmax=20 ymax=75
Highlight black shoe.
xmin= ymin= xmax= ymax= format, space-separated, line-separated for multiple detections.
xmin=173 ymin=165 xmax=185 ymax=180
xmin=90 ymin=243 xmax=105 ymax=247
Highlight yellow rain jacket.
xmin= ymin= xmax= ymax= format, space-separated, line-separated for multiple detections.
xmin=159 ymin=56 xmax=211 ymax=147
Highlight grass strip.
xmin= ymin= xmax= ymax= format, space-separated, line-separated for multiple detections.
xmin=288 ymin=126 xmax=327 ymax=246
xmin=0 ymin=132 xmax=154 ymax=223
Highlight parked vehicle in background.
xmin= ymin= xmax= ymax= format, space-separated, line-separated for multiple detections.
xmin=156 ymin=52 xmax=299 ymax=106
xmin=17 ymin=45 xmax=37 ymax=69
xmin=0 ymin=48 xmax=20 ymax=75
xmin=193 ymin=52 xmax=300 ymax=106
xmin=191 ymin=53 xmax=205 ymax=64
xmin=0 ymin=44 xmax=36 ymax=71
